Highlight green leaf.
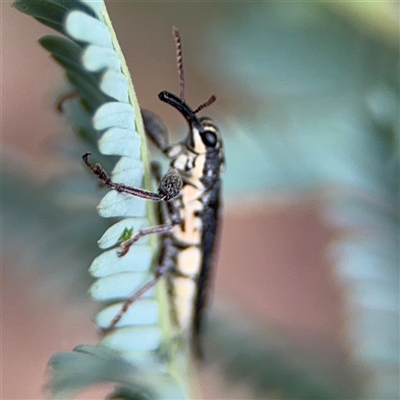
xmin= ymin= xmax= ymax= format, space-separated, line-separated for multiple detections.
xmin=13 ymin=0 xmax=96 ymax=34
xmin=13 ymin=0 xmax=191 ymax=398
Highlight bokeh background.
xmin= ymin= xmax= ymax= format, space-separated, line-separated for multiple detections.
xmin=3 ymin=1 xmax=399 ymax=399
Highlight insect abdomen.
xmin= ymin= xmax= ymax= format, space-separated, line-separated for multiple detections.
xmin=167 ymin=177 xmax=221 ymax=356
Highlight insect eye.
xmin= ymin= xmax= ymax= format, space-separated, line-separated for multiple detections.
xmin=201 ymin=130 xmax=217 ymax=147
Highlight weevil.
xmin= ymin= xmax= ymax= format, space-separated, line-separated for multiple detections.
xmin=83 ymin=27 xmax=224 ymax=356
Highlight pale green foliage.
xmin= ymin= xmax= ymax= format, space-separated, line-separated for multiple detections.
xmin=13 ymin=0 xmax=186 ymax=398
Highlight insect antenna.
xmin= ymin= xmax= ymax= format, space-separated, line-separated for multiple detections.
xmin=172 ymin=27 xmax=216 ymax=116
xmin=191 ymin=95 xmax=216 ymax=115
xmin=173 ymin=26 xmax=185 ymax=101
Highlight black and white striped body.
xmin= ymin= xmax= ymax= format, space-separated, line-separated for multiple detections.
xmin=163 ymin=116 xmax=224 ymax=345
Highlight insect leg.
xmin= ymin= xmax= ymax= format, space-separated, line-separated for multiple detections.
xmin=55 ymin=91 xmax=79 ymax=113
xmin=106 ymin=276 xmax=159 ymax=330
xmin=118 ymin=223 xmax=174 ymax=257
xmin=119 ymin=187 xmax=182 ymax=256
xmin=107 ymin=237 xmax=176 ymax=330
xmin=83 ymin=153 xmax=182 ymax=201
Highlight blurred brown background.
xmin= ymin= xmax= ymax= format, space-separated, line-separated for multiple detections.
xmin=3 ymin=2 xmax=398 ymax=399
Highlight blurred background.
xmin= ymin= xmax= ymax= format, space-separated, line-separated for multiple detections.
xmin=3 ymin=1 xmax=399 ymax=399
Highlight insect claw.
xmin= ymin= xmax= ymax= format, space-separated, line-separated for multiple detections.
xmin=117 ymin=246 xmax=129 ymax=257
xmin=55 ymin=90 xmax=79 ymax=113
xmin=82 ymin=152 xmax=92 ymax=164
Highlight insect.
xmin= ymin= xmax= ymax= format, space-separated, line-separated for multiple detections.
xmin=83 ymin=27 xmax=224 ymax=356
